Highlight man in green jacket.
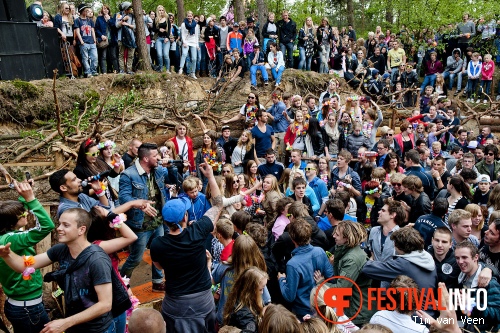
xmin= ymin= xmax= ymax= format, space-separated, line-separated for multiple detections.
xmin=0 ymin=180 xmax=54 ymax=332
xmin=475 ymin=144 xmax=500 ymax=186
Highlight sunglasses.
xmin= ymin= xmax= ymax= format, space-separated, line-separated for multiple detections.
xmin=234 ymin=179 xmax=240 ymax=183
xmin=286 ymin=213 xmax=292 ymax=218
xmin=248 ymin=96 xmax=256 ymax=99
xmin=487 ymin=152 xmax=495 ymax=156
xmin=305 ymin=167 xmax=316 ymax=171
xmin=387 ymin=133 xmax=394 ymax=136
xmin=391 ymin=183 xmax=402 ymax=187
xmin=85 ymin=151 xmax=100 ymax=157
xmin=17 ymin=211 xmax=28 ymax=219
xmin=223 ymin=170 xmax=231 ymax=173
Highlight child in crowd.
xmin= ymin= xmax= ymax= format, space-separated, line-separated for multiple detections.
xmin=420 ymin=85 xmax=434 ymax=114
xmin=271 ymin=197 xmax=294 ymax=240
xmin=473 ymin=174 xmax=491 ymax=206
xmin=466 ymin=52 xmax=482 ymax=103
xmin=335 ymin=178 xmax=358 ymax=217
xmin=480 ymin=54 xmax=495 ymax=104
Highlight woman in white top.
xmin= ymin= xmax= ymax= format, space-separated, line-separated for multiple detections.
xmin=179 ymin=11 xmax=199 ymax=79
xmin=231 ymin=130 xmax=255 ymax=174
xmin=267 ymin=42 xmax=285 ymax=87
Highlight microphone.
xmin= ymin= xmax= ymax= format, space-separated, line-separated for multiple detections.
xmin=81 ymin=169 xmax=112 ymax=187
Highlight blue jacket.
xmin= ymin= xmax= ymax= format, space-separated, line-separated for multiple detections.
xmin=285 ymin=186 xmax=320 ymax=214
xmin=279 ymin=244 xmax=333 ymax=317
xmin=331 ymin=167 xmax=362 ymax=193
xmin=308 ymin=177 xmax=329 ymax=208
xmin=119 ymin=160 xmax=168 ymax=229
xmin=267 ymin=101 xmax=289 ymax=133
xmin=405 ymin=166 xmax=435 ymax=200
xmin=179 ymin=192 xmax=211 ymax=222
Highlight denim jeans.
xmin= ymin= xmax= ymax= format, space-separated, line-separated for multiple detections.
xmin=319 ymin=45 xmax=330 ymax=73
xmin=420 ymin=74 xmax=437 ymax=93
xmin=298 ymin=47 xmax=312 ymax=70
xmin=180 ymin=45 xmax=197 ymax=74
xmin=271 ymin=66 xmax=285 ymax=85
xmin=80 ymin=43 xmax=98 ymax=75
xmin=250 ymin=64 xmax=269 ymax=86
xmin=120 ymin=225 xmax=164 ymax=283
xmin=280 ymin=42 xmax=294 ymax=68
xmin=481 ymin=80 xmax=492 ymax=98
xmin=467 ymin=78 xmax=479 ymax=98
xmin=107 ymin=44 xmax=119 ymax=73
xmin=98 ymin=46 xmax=108 ymax=74
xmin=156 ymin=37 xmax=171 ymax=71
xmin=113 ymin=311 xmax=126 ymax=333
xmin=197 ymin=42 xmax=207 ymax=72
xmin=443 ymin=71 xmax=460 ymax=90
xmin=4 ymin=301 xmax=50 ymax=333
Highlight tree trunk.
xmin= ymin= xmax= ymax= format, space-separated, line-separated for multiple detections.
xmin=176 ymin=0 xmax=185 ymax=26
xmin=132 ymin=0 xmax=151 ymax=71
xmin=256 ymin=0 xmax=268 ymax=41
xmin=385 ymin=0 xmax=393 ymax=24
xmin=234 ymin=0 xmax=245 ymax=24
xmin=346 ymin=0 xmax=354 ymax=27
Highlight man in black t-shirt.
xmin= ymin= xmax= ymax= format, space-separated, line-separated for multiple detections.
xmin=0 ymin=208 xmax=113 ymax=333
xmin=123 ymin=138 xmax=142 ymax=169
xmin=151 ymin=160 xmax=223 ymax=333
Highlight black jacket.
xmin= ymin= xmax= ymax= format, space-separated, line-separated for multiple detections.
xmin=355 ymin=195 xmax=384 ymax=227
xmin=427 ymin=247 xmax=460 ymax=289
xmin=272 ymin=216 xmax=329 ymax=272
xmin=204 ymin=25 xmax=221 ymax=46
xmin=408 ymin=192 xmax=432 ymax=224
xmin=277 ymin=19 xmax=297 ymax=44
xmin=401 ymin=70 xmax=419 ymax=88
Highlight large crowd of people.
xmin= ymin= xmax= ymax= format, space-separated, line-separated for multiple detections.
xmin=38 ymin=2 xmax=500 ymax=104
xmin=1 ymin=3 xmax=500 ymax=333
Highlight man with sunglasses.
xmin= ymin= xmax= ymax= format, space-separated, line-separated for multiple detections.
xmin=475 ymin=144 xmax=500 ymax=187
xmin=221 ymin=93 xmax=265 ymax=127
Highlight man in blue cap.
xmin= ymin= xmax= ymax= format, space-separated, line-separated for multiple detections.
xmin=150 ymin=160 xmax=223 ymax=333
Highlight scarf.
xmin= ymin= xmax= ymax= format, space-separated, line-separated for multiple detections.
xmin=183 ymin=18 xmax=197 ymax=35
xmin=324 ymin=122 xmax=339 ymax=141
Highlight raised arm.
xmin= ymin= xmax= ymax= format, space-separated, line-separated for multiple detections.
xmin=200 ymin=159 xmax=223 ymax=226
xmin=0 ymin=243 xmax=52 ymax=273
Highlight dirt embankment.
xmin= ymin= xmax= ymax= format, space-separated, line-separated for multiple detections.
xmin=0 ymin=70 xmax=335 ymax=202
xmin=0 ymin=68 xmax=494 ymax=202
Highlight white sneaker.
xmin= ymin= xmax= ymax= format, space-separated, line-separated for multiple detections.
xmin=496 ymin=95 xmax=500 ymax=101
xmin=190 ymin=73 xmax=197 ymax=79
xmin=483 ymin=99 xmax=487 ymax=104
xmin=466 ymin=98 xmax=471 ymax=103
xmin=166 ymin=70 xmax=171 ymax=74
xmin=178 ymin=69 xmax=183 ymax=75
xmin=475 ymin=99 xmax=480 ymax=104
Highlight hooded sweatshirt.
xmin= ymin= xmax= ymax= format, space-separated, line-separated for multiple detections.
xmin=445 ymin=48 xmax=464 ymax=74
xmin=481 ymin=60 xmax=495 ymax=81
xmin=362 ymin=251 xmax=439 ymax=317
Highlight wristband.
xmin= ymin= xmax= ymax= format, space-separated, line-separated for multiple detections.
xmin=110 ymin=213 xmax=127 ymax=229
xmin=22 ymin=255 xmax=36 ymax=280
xmin=95 ymin=189 xmax=104 ymax=195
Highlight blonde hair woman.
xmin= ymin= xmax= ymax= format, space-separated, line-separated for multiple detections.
xmin=231 ymin=130 xmax=255 ymax=174
xmin=298 ymin=17 xmax=316 ymax=71
xmin=465 ymin=204 xmax=487 ymax=241
xmin=154 ymin=5 xmax=173 ymax=73
xmin=261 ymin=175 xmax=284 ymax=227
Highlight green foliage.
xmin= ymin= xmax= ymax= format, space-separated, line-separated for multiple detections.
xmin=11 ymin=80 xmax=41 ymax=97
xmin=20 ymin=129 xmax=45 ymax=140
xmin=106 ymin=88 xmax=142 ymax=114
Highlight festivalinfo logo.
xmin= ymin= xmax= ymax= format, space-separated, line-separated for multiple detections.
xmin=313 ymin=276 xmax=488 ymax=325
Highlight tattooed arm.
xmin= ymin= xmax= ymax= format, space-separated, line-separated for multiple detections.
xmin=199 ymin=159 xmax=223 ymax=226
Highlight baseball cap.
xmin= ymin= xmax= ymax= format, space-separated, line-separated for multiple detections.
xmin=221 ymin=125 xmax=230 ymax=131
xmin=233 ymin=22 xmax=239 ymax=27
xmin=360 ymin=96 xmax=371 ymax=102
xmin=162 ymin=197 xmax=191 ymax=226
xmin=247 ymin=16 xmax=255 ymax=23
xmin=467 ymin=140 xmax=478 ymax=149
xmin=477 ymin=174 xmax=491 ymax=184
